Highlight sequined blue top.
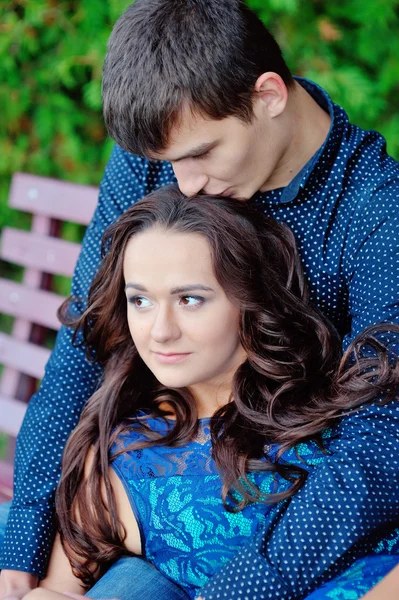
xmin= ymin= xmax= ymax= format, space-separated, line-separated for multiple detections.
xmin=110 ymin=415 xmax=328 ymax=599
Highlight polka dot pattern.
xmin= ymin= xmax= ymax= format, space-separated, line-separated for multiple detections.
xmin=198 ymin=402 xmax=399 ymax=599
xmin=1 ymin=78 xmax=399 ymax=588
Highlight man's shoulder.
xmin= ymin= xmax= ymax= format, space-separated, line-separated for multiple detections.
xmin=98 ymin=145 xmax=177 ymax=217
xmin=344 ymin=122 xmax=399 ymax=189
xmin=111 ymin=144 xmax=176 ymax=192
xmin=338 ymin=124 xmax=399 ymax=217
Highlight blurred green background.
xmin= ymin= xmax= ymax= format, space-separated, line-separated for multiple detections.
xmin=1 ymin=0 xmax=399 ymax=254
xmin=0 ymin=0 xmax=399 ymax=314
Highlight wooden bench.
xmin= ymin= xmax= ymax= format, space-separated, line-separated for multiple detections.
xmin=0 ymin=173 xmax=98 ymax=501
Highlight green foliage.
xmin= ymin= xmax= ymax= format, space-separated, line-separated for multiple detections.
xmin=0 ymin=0 xmax=398 ymax=261
xmin=247 ymin=0 xmax=399 ymax=157
xmin=0 ymin=0 xmax=132 ymax=245
xmin=0 ymin=433 xmax=8 ymax=460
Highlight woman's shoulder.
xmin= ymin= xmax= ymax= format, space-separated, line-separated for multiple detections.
xmin=110 ymin=412 xmax=169 ymax=457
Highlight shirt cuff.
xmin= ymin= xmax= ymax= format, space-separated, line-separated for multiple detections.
xmin=197 ymin=538 xmax=294 ymax=600
xmin=0 ymin=504 xmax=55 ymax=579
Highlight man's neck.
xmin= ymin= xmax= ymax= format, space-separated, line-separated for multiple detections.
xmin=261 ymin=82 xmax=331 ymax=192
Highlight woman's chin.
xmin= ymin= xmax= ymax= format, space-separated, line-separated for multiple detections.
xmin=153 ymin=373 xmax=193 ymax=389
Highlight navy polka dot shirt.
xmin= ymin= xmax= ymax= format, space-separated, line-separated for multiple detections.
xmin=1 ymin=79 xmax=399 ymax=599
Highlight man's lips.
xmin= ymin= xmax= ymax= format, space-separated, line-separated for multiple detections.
xmin=152 ymin=352 xmax=192 ymax=364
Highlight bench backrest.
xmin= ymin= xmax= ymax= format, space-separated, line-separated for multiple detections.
xmin=0 ymin=173 xmax=98 ymax=442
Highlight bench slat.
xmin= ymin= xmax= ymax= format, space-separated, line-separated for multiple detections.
xmin=0 ymin=279 xmax=64 ymax=330
xmin=1 ymin=227 xmax=81 ymax=277
xmin=0 ymin=173 xmax=95 ymax=449
xmin=0 ymin=460 xmax=13 ymax=502
xmin=0 ymin=393 xmax=27 ymax=437
xmin=0 ymin=332 xmax=50 ymax=379
xmin=9 ymin=173 xmax=98 ymax=225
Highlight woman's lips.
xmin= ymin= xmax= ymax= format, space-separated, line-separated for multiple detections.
xmin=152 ymin=352 xmax=192 ymax=364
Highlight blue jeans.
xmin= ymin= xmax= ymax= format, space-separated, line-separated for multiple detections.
xmin=87 ymin=557 xmax=189 ymax=600
xmin=0 ymin=502 xmax=189 ymax=600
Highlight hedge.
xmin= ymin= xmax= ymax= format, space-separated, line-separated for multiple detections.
xmin=1 ymin=0 xmax=398 ymax=276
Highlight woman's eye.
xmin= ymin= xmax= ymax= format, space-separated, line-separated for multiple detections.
xmin=179 ymin=295 xmax=204 ymax=308
xmin=128 ymin=296 xmax=152 ymax=309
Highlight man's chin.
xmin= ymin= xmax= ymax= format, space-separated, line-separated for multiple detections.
xmin=229 ymin=193 xmax=251 ymax=201
xmin=222 ymin=188 xmax=251 ymax=201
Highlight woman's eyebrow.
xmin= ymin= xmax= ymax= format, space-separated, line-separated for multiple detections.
xmin=170 ymin=285 xmax=215 ymax=294
xmin=124 ymin=283 xmax=214 ymax=294
xmin=125 ymin=283 xmax=147 ymax=291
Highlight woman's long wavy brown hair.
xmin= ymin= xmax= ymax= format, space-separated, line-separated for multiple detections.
xmin=56 ymin=185 xmax=399 ymax=587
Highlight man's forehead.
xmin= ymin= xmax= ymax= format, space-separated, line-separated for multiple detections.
xmin=148 ymin=106 xmax=225 ymax=162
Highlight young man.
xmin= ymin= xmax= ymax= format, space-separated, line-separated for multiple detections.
xmin=1 ymin=1 xmax=399 ymax=599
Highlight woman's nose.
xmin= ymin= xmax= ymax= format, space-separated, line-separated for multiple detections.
xmin=150 ymin=307 xmax=181 ymax=343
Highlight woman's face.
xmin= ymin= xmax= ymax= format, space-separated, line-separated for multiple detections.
xmin=123 ymin=226 xmax=246 ymax=398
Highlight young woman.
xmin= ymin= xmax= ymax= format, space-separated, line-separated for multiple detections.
xmin=25 ymin=186 xmax=399 ymax=600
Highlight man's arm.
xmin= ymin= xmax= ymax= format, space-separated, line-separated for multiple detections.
xmin=198 ymin=400 xmax=399 ymax=600
xmin=199 ymin=183 xmax=399 ymax=600
xmin=341 ymin=178 xmax=399 ymax=348
xmin=0 ymin=145 xmax=150 ymax=581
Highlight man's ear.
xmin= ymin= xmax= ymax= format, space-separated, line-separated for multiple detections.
xmin=253 ymin=72 xmax=289 ymax=118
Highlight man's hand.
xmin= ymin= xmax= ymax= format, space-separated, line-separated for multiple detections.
xmin=0 ymin=570 xmax=39 ymax=600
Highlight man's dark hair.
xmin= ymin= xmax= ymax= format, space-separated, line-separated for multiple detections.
xmin=102 ymin=0 xmax=294 ymax=156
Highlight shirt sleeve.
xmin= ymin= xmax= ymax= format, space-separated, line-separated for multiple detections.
xmin=198 ymin=399 xmax=399 ymax=600
xmin=0 ymin=145 xmax=148 ymax=578
xmin=342 ymin=178 xmax=399 ymax=349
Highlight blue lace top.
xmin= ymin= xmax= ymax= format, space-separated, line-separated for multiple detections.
xmin=110 ymin=414 xmax=328 ymax=599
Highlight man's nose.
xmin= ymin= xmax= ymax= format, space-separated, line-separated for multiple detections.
xmin=172 ymin=163 xmax=209 ymax=197
xmin=151 ymin=306 xmax=181 ymax=344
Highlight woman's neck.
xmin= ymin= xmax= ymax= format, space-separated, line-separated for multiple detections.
xmin=158 ymin=380 xmax=233 ymax=420
xmin=188 ymin=380 xmax=233 ymax=419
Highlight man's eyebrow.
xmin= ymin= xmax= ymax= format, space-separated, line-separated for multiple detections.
xmin=124 ymin=283 xmax=214 ymax=294
xmin=167 ymin=141 xmax=217 ymax=163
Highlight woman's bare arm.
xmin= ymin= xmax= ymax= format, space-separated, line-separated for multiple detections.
xmin=37 ymin=447 xmax=141 ymax=596
xmin=24 ymin=590 xmax=78 ymax=600
xmin=361 ymin=564 xmax=399 ymax=600
xmin=23 ymin=588 xmax=118 ymax=600
xmin=38 ymin=534 xmax=86 ymax=595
